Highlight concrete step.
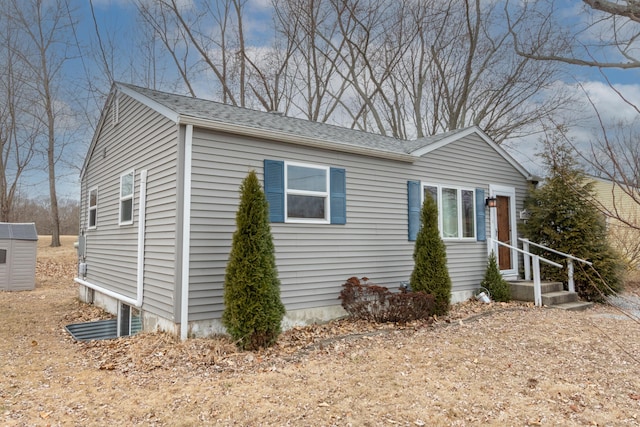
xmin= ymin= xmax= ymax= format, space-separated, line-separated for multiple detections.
xmin=507 ymin=280 xmax=593 ymax=311
xmin=509 ymin=280 xmax=564 ymax=301
xmin=542 ymin=290 xmax=578 ymax=306
xmin=549 ymin=301 xmax=594 ymax=312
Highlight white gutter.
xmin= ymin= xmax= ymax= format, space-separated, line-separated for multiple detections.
xmin=180 ymin=125 xmax=193 ymax=341
xmin=74 ymin=169 xmax=148 ymax=308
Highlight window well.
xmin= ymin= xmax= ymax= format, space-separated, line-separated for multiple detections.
xmin=65 ymin=303 xmax=142 ymax=341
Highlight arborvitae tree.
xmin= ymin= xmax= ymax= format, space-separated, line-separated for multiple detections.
xmin=410 ymin=192 xmax=452 ymax=315
xmin=223 ymin=170 xmax=285 ymax=350
xmin=481 ymin=251 xmax=511 ymax=302
xmin=523 ymin=129 xmax=624 ymax=302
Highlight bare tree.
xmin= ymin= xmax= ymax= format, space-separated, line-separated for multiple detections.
xmin=275 ymin=0 xmax=569 ymax=141
xmin=405 ymin=0 xmax=571 ymax=142
xmin=507 ymin=0 xmax=639 ymax=69
xmin=273 ymin=0 xmax=345 ymax=121
xmin=135 ymin=0 xmax=246 ymax=103
xmin=5 ymin=0 xmax=78 ymax=247
xmin=507 ymin=0 xmax=640 ymax=240
xmin=0 ymin=11 xmax=38 ymax=222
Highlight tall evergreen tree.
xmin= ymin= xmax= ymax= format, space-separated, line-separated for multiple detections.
xmin=523 ymin=129 xmax=624 ymax=302
xmin=223 ymin=170 xmax=285 ymax=350
xmin=410 ymin=192 xmax=452 ymax=315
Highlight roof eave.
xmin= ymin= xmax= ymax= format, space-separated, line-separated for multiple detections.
xmin=178 ymin=115 xmax=416 ymax=163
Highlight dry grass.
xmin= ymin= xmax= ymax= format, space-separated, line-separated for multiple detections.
xmin=1 ymin=238 xmax=640 ymax=426
xmin=35 ymin=235 xmax=78 ymax=288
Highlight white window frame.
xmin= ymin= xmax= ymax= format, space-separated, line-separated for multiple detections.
xmin=422 ymin=183 xmax=476 ymax=241
xmin=119 ymin=170 xmax=135 ymax=226
xmin=284 ymin=161 xmax=330 ymax=224
xmin=88 ymin=187 xmax=98 ymax=229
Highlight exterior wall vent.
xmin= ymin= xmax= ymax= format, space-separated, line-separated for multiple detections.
xmin=112 ymin=92 xmax=120 ymax=126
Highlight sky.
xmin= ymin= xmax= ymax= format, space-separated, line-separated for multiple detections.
xmin=48 ymin=0 xmax=640 ymax=199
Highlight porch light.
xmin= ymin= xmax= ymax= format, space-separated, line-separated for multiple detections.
xmin=485 ymin=197 xmax=497 ymax=208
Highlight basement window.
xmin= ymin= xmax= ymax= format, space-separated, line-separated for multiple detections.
xmin=65 ymin=303 xmax=142 ymax=342
xmin=118 ymin=303 xmax=142 ymax=337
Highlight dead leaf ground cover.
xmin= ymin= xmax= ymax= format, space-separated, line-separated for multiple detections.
xmin=1 ymin=236 xmax=640 ymax=426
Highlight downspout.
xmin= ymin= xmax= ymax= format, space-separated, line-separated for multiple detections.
xmin=180 ymin=125 xmax=193 ymax=341
xmin=74 ymin=169 xmax=148 ymax=308
xmin=136 ymin=170 xmax=148 ymax=304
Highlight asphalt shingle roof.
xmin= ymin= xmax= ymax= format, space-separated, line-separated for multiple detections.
xmin=118 ymin=82 xmax=461 ymax=157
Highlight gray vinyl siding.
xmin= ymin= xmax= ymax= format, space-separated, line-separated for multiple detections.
xmin=187 ymin=129 xmax=529 ymax=321
xmin=81 ymin=93 xmax=180 ymax=321
xmin=412 ymin=133 xmax=529 ymax=293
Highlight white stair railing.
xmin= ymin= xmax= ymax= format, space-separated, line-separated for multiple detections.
xmin=519 ymin=238 xmax=593 ymax=294
xmin=489 ymin=238 xmax=562 ymax=307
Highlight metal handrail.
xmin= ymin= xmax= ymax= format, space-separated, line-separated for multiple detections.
xmin=489 ymin=238 xmax=561 ymax=307
xmin=518 ymin=238 xmax=593 ymax=265
xmin=518 ymin=238 xmax=592 ymax=293
xmin=491 ymin=239 xmax=562 ymax=268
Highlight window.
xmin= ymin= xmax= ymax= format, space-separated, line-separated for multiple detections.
xmin=286 ymin=163 xmax=330 ymax=222
xmin=88 ymin=188 xmax=98 ymax=229
xmin=424 ymin=185 xmax=437 ymax=206
xmin=118 ymin=303 xmax=141 ymax=337
xmin=264 ymin=160 xmax=346 ymax=224
xmin=0 ymin=249 xmax=6 ymax=264
xmin=422 ymin=184 xmax=476 ymax=240
xmin=119 ymin=170 xmax=134 ymax=225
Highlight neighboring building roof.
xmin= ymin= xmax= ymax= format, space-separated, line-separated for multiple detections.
xmin=83 ymin=82 xmax=533 ymax=178
xmin=0 ymin=223 xmax=38 ymax=241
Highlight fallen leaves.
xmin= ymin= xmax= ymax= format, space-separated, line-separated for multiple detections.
xmin=3 ymin=241 xmax=640 ymax=426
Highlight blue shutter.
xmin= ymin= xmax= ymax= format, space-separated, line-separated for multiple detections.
xmin=408 ymin=180 xmax=421 ymax=241
xmin=264 ymin=160 xmax=284 ymax=222
xmin=475 ymin=188 xmax=486 ymax=242
xmin=330 ymin=168 xmax=346 ymax=224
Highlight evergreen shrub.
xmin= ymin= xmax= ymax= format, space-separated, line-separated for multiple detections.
xmin=523 ymin=131 xmax=624 ymax=302
xmin=223 ymin=171 xmax=285 ymax=350
xmin=480 ymin=251 xmax=511 ymax=302
xmin=410 ymin=192 xmax=452 ymax=315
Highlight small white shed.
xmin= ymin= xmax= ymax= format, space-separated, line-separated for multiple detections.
xmin=0 ymin=223 xmax=38 ymax=291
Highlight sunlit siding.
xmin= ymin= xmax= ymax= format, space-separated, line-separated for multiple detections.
xmin=590 ymin=177 xmax=640 ymax=266
xmin=80 ymin=92 xmax=179 ymax=321
xmin=187 ymin=129 xmax=530 ymax=321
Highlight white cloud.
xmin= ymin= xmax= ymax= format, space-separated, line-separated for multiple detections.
xmin=578 ymin=80 xmax=640 ymax=124
xmin=504 ymin=77 xmax=640 ymax=177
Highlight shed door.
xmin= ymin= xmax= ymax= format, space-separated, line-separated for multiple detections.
xmin=0 ymin=245 xmax=8 ymax=290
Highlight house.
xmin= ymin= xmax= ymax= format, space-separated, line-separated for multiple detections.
xmin=589 ymin=176 xmax=640 ymax=269
xmin=76 ymin=82 xmax=536 ymax=339
xmin=0 ymin=222 xmax=38 ymax=291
